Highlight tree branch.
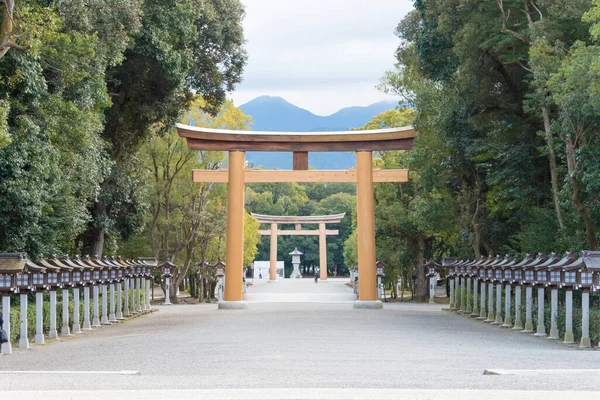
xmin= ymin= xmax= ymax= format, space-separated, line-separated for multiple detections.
xmin=497 ymin=0 xmax=531 ymax=44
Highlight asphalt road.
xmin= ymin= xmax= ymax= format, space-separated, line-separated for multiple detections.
xmin=0 ymin=279 xmax=598 ymax=398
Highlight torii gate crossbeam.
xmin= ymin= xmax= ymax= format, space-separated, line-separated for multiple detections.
xmin=176 ymin=124 xmax=417 ymax=309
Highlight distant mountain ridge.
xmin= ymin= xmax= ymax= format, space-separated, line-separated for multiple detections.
xmin=239 ymin=96 xmax=398 ymax=169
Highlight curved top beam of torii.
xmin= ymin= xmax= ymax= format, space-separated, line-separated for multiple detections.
xmin=251 ymin=213 xmax=346 ymax=224
xmin=176 ymin=124 xmax=416 ymax=152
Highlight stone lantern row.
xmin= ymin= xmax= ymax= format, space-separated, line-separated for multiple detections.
xmin=427 ymin=251 xmax=600 ymax=349
xmin=0 ymin=253 xmax=163 ymax=355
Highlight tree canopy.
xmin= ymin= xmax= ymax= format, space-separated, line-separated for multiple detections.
xmin=0 ymin=0 xmax=247 ymax=263
xmin=374 ymin=0 xmax=600 ymax=298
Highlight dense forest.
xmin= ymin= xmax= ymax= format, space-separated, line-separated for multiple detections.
xmin=2 ymin=1 xmax=600 ymax=301
xmin=361 ymin=0 xmax=600 ymax=299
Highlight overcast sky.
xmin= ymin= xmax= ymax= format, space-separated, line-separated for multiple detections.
xmin=229 ymin=0 xmax=414 ymax=116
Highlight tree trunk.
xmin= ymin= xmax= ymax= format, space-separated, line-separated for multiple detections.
xmin=543 ymin=107 xmax=565 ymax=229
xmin=199 ymin=274 xmax=205 ymax=303
xmin=170 ymin=273 xmax=179 ymax=304
xmin=85 ymin=199 xmax=107 ymax=257
xmin=566 ymin=136 xmax=597 ymax=250
xmin=400 ymin=278 xmax=405 ymax=301
xmin=471 ymin=198 xmax=482 ymax=259
xmin=189 ymin=273 xmax=196 ymax=298
xmin=471 ymin=173 xmax=483 ymax=258
xmin=414 ymin=234 xmax=427 ymax=301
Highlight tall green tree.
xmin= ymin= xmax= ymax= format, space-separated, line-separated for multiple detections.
xmin=350 ymin=108 xmax=457 ymax=299
xmin=0 ymin=0 xmax=142 ymax=258
xmin=83 ymin=0 xmax=248 ymax=256
xmin=384 ymin=0 xmax=600 ymax=263
xmin=139 ymin=98 xmax=256 ymax=302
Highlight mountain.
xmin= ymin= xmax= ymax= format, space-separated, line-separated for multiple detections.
xmin=238 ymin=96 xmax=398 ymax=169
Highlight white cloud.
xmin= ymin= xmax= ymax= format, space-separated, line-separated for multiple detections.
xmin=230 ymin=0 xmax=414 ymax=115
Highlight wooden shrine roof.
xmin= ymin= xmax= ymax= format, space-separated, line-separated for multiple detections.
xmin=176 ymin=124 xmax=417 ymax=152
xmin=0 ymin=253 xmax=26 ymax=273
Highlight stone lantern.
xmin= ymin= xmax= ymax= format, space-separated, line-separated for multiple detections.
xmin=159 ymin=260 xmax=176 ymax=305
xmin=59 ymin=256 xmax=86 ymax=333
xmin=376 ymin=260 xmax=386 ymax=300
xmin=46 ymin=257 xmax=77 ymax=334
xmin=425 ymin=259 xmax=440 ymax=304
xmin=138 ymin=257 xmax=156 ymax=312
xmin=289 ymin=248 xmax=303 ymax=279
xmin=215 ymin=260 xmax=225 ymax=301
xmin=17 ymin=256 xmax=45 ymax=349
xmin=0 ymin=253 xmax=22 ymax=354
xmin=79 ymin=256 xmax=104 ymax=327
xmin=572 ymin=251 xmax=600 ymax=348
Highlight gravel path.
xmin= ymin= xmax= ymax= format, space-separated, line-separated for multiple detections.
xmin=0 ymin=280 xmax=598 ymax=394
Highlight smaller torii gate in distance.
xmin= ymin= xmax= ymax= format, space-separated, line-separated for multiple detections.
xmin=252 ymin=213 xmax=346 ymax=282
xmin=176 ymin=124 xmax=417 ymax=309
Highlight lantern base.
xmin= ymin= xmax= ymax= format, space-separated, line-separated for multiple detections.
xmin=218 ymin=301 xmax=248 ymax=310
xmin=34 ymin=334 xmax=45 ymax=345
xmin=353 ymin=300 xmax=383 ymax=309
xmin=19 ymin=337 xmax=29 ymax=349
xmin=563 ymin=332 xmax=575 ymax=344
xmin=548 ymin=328 xmax=559 ymax=340
xmin=0 ymin=342 xmax=12 ymax=354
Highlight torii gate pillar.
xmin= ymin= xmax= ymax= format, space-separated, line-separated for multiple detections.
xmin=354 ymin=151 xmax=380 ymax=308
xmin=319 ymin=223 xmax=327 ymax=281
xmin=221 ymin=150 xmax=247 ymax=309
xmin=269 ymin=223 xmax=278 ymax=282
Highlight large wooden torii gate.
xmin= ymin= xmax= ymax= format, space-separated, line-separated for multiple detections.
xmin=176 ymin=124 xmax=416 ymax=309
xmin=252 ymin=213 xmax=346 ymax=282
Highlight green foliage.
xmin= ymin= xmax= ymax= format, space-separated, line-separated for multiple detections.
xmin=0 ymin=0 xmax=247 ymax=260
xmin=381 ymin=0 xmax=600 ymax=270
xmin=347 ymin=107 xmax=456 ymax=297
xmin=0 ymin=0 xmax=134 ymax=258
xmin=81 ymin=0 xmax=248 ymax=255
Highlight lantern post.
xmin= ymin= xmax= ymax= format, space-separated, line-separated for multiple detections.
xmin=289 ymin=248 xmax=303 ymax=281
xmin=160 ymin=261 xmax=176 ymax=305
xmin=376 ymin=260 xmax=386 ymax=300
xmin=81 ymin=261 xmax=94 ymax=330
xmin=215 ymin=260 xmax=226 ymax=302
xmin=0 ymin=253 xmax=18 ymax=354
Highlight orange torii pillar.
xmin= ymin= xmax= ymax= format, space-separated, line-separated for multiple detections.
xmin=319 ymin=223 xmax=327 ymax=281
xmin=269 ymin=223 xmax=278 ymax=282
xmin=354 ymin=151 xmax=381 ymax=308
xmin=221 ymin=151 xmax=247 ymax=309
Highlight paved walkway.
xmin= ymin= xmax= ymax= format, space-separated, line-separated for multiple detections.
xmin=244 ymin=278 xmax=356 ymax=302
xmin=0 ymin=279 xmax=598 ymax=398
